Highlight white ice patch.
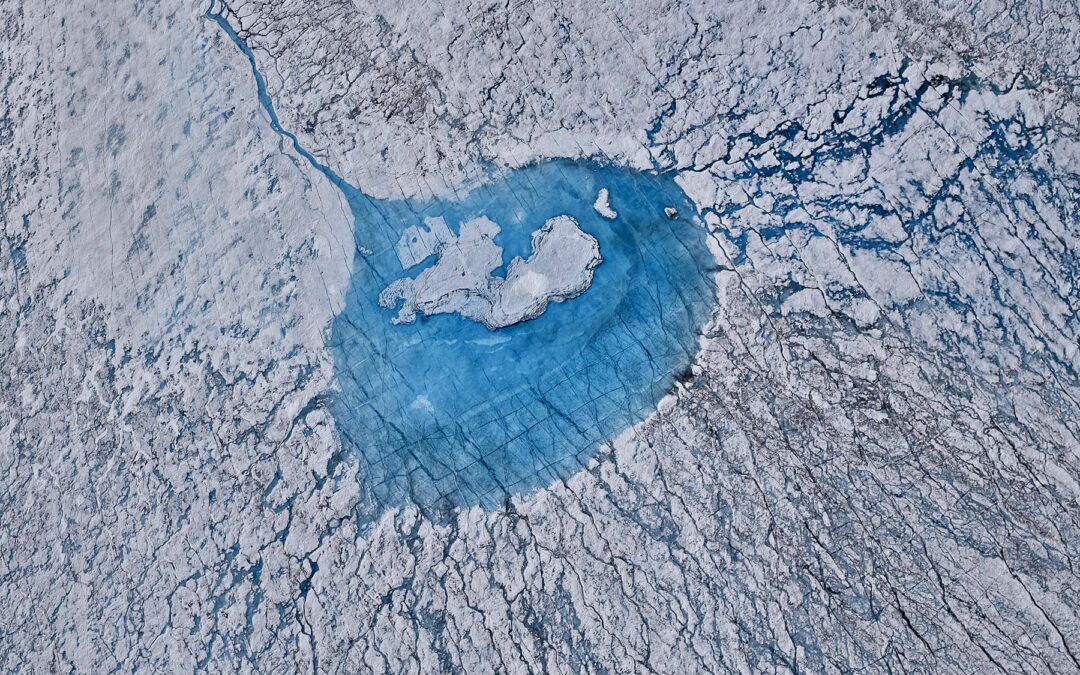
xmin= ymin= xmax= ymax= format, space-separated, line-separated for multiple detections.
xmin=593 ymin=188 xmax=618 ymax=219
xmin=410 ymin=395 xmax=435 ymax=413
xmin=380 ymin=215 xmax=602 ymax=330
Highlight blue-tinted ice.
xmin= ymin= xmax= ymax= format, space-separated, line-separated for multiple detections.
xmin=209 ymin=8 xmax=717 ymax=513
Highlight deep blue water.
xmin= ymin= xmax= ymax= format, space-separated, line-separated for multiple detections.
xmin=210 ymin=6 xmax=717 ymax=513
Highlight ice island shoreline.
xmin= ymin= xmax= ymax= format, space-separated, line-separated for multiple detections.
xmin=379 ymin=214 xmax=603 ymax=331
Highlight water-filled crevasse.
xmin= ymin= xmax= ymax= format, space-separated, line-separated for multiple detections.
xmin=210 ymin=5 xmax=717 ymax=514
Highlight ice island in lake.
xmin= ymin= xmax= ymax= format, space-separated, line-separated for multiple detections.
xmin=303 ymin=158 xmax=718 ymax=512
xmin=379 ymin=214 xmax=603 ymax=330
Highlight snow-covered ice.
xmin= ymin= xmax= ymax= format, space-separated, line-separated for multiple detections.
xmin=593 ymin=187 xmax=618 ymax=219
xmin=379 ymin=214 xmax=602 ymax=330
xmin=3 ymin=0 xmax=1080 ymax=672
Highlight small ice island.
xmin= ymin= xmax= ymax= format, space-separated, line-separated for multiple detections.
xmin=379 ymin=214 xmax=603 ymax=330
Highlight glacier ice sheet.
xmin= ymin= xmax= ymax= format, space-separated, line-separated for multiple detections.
xmin=6 ymin=0 xmax=1080 ymax=672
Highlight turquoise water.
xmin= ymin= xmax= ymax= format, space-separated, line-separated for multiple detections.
xmin=209 ymin=7 xmax=717 ymax=514
xmin=333 ymin=161 xmax=717 ymax=513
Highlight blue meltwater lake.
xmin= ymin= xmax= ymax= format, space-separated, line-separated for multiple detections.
xmin=333 ymin=161 xmax=718 ymax=513
xmin=208 ymin=8 xmax=717 ymax=514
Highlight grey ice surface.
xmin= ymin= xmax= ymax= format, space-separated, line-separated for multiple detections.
xmin=3 ymin=0 xmax=1080 ymax=673
xmin=380 ymin=214 xmax=601 ymax=329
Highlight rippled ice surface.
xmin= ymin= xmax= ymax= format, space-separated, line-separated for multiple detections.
xmin=334 ymin=161 xmax=717 ymax=512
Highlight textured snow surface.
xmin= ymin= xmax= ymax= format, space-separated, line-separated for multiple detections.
xmin=3 ymin=0 xmax=1080 ymax=673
